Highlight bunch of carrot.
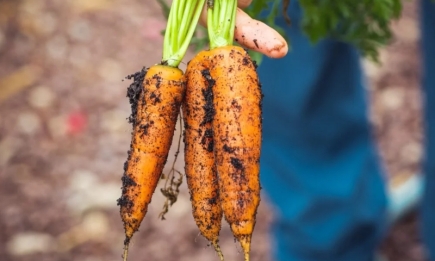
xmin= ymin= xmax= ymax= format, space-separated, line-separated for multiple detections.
xmin=119 ymin=1 xmax=271 ymax=260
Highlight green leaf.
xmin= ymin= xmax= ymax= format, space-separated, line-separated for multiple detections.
xmin=297 ymin=0 xmax=403 ymax=62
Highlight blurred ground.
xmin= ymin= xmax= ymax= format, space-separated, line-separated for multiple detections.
xmin=0 ymin=0 xmax=427 ymax=261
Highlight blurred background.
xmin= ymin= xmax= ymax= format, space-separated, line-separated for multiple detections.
xmin=0 ymin=0 xmax=426 ymax=260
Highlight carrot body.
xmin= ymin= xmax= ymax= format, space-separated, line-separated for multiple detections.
xmin=209 ymin=46 xmax=262 ymax=261
xmin=119 ymin=65 xmax=185 ymax=244
xmin=183 ymin=50 xmax=224 ymax=260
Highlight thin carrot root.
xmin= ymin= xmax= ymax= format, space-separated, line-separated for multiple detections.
xmin=123 ymin=244 xmax=129 ymax=261
xmin=212 ymin=240 xmax=224 ymax=261
xmin=240 ymin=236 xmax=251 ymax=261
xmin=159 ymin=118 xmax=184 ymax=220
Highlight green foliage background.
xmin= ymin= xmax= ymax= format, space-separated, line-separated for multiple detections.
xmin=157 ymin=0 xmax=403 ymax=64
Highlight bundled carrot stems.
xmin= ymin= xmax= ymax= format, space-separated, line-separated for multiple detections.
xmin=207 ymin=0 xmax=237 ymax=49
xmin=162 ymin=0 xmax=205 ymax=67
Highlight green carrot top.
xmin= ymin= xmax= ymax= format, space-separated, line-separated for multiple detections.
xmin=162 ymin=0 xmax=206 ymax=67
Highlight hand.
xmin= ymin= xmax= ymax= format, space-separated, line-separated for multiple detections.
xmin=200 ymin=0 xmax=288 ymax=58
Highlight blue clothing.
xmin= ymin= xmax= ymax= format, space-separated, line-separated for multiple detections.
xmin=257 ymin=0 xmax=434 ymax=260
xmin=421 ymin=0 xmax=435 ymax=259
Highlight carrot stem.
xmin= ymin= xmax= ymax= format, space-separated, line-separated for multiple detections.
xmin=228 ymin=0 xmax=237 ymax=43
xmin=215 ymin=0 xmax=221 ymax=29
xmin=177 ymin=0 xmax=192 ymax=44
xmin=177 ymin=1 xmax=205 ymax=64
xmin=162 ymin=0 xmax=206 ymax=67
xmin=176 ymin=0 xmax=185 ymax=26
xmin=207 ymin=0 xmax=237 ymax=49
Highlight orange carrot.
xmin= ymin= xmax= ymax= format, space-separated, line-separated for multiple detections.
xmin=118 ymin=0 xmax=206 ymax=259
xmin=205 ymin=1 xmax=263 ymax=260
xmin=209 ymin=45 xmax=262 ymax=261
xmin=119 ymin=65 xmax=185 ymax=250
xmin=183 ymin=50 xmax=224 ymax=260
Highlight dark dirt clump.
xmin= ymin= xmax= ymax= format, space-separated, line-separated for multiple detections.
xmin=201 ymin=128 xmax=214 ymax=152
xmin=206 ymin=139 xmax=214 ymax=152
xmin=204 ymin=128 xmax=213 ymax=138
xmin=230 ymin=157 xmax=244 ymax=170
xmin=126 ymin=67 xmax=148 ymax=125
xmin=139 ymin=123 xmax=151 ymax=136
xmin=223 ymin=144 xmax=236 ymax=153
xmin=201 ymin=69 xmax=216 ymax=126
xmin=116 ymin=195 xmax=134 ymax=209
xmin=121 ymin=174 xmax=137 ymax=188
xmin=208 ymin=197 xmax=217 ymax=205
xmin=152 ymin=74 xmax=162 ymax=88
xmin=242 ymin=56 xmax=250 ymax=66
xmin=149 ymin=92 xmax=161 ymax=104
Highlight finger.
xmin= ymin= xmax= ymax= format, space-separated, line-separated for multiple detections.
xmin=199 ymin=6 xmax=288 ymax=58
xmin=234 ymin=8 xmax=288 ymax=58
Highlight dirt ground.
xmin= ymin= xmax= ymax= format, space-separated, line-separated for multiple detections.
xmin=0 ymin=0 xmax=428 ymax=260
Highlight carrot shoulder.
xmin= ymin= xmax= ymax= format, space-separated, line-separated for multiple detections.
xmin=183 ymin=50 xmax=224 ymax=260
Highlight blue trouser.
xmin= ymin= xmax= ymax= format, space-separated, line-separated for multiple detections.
xmin=257 ymin=0 xmax=435 ymax=260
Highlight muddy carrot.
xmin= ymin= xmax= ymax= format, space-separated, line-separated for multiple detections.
xmin=206 ymin=1 xmax=263 ymax=260
xmin=183 ymin=50 xmax=224 ymax=260
xmin=118 ymin=0 xmax=206 ymax=260
xmin=210 ymin=46 xmax=262 ymax=261
xmin=119 ymin=64 xmax=185 ymax=252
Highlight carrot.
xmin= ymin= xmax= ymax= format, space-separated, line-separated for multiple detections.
xmin=182 ymin=50 xmax=224 ymax=260
xmin=205 ymin=1 xmax=263 ymax=260
xmin=118 ymin=0 xmax=206 ymax=260
xmin=119 ymin=64 xmax=185 ymax=252
xmin=210 ymin=46 xmax=262 ymax=261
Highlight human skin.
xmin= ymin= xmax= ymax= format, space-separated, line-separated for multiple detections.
xmin=200 ymin=0 xmax=288 ymax=58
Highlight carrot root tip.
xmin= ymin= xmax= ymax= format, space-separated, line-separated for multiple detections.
xmin=244 ymin=251 xmax=250 ymax=261
xmin=212 ymin=241 xmax=224 ymax=261
xmin=123 ymin=243 xmax=129 ymax=261
xmin=239 ymin=237 xmax=251 ymax=261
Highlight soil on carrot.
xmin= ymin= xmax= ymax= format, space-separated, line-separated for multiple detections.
xmin=126 ymin=67 xmax=148 ymax=125
xmin=200 ymin=69 xmax=216 ymax=126
xmin=201 ymin=128 xmax=214 ymax=152
xmin=118 ymin=67 xmax=147 ymax=212
xmin=230 ymin=157 xmax=244 ymax=170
